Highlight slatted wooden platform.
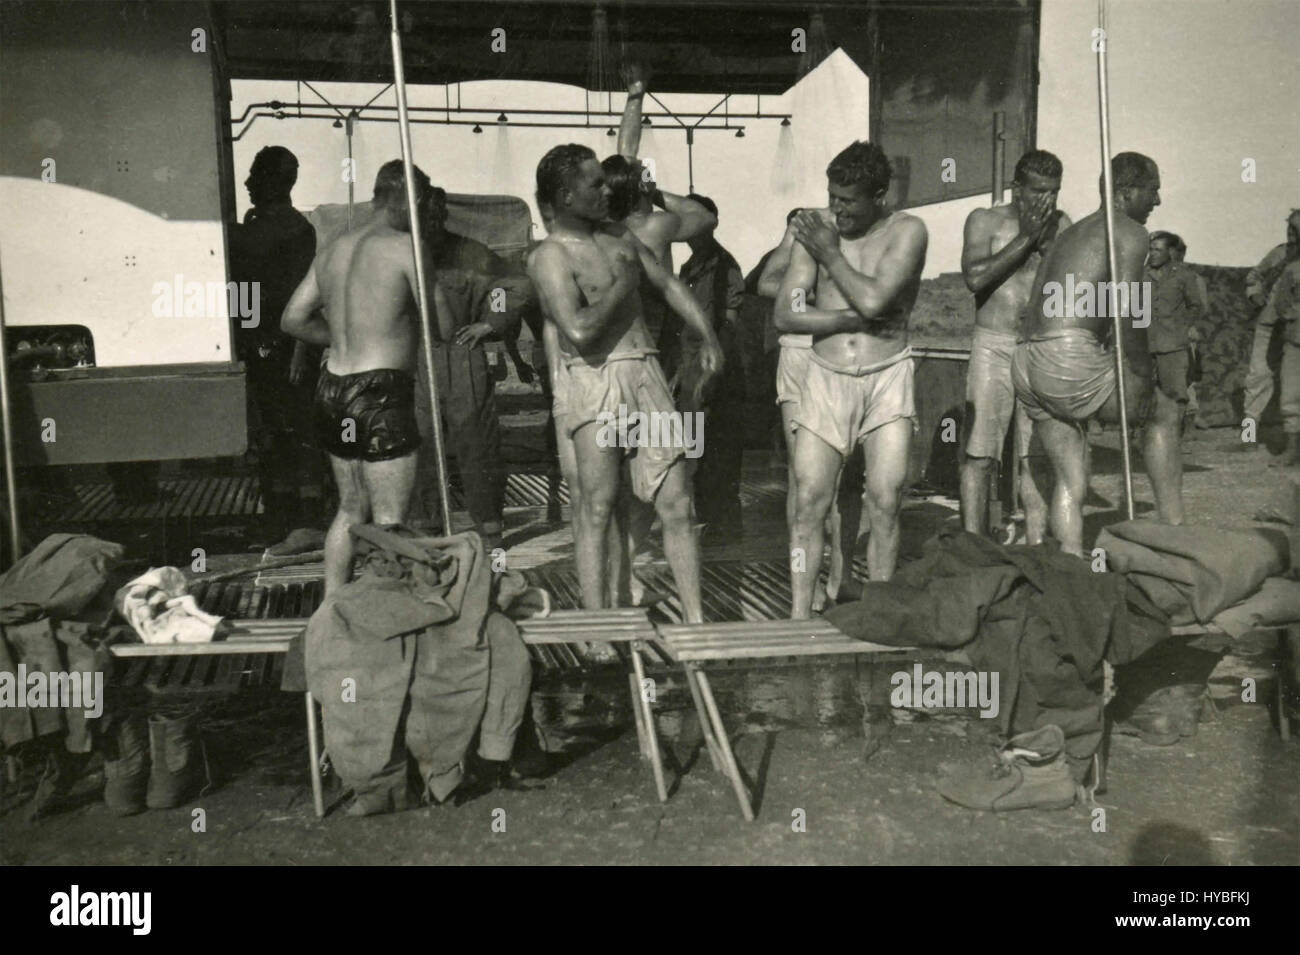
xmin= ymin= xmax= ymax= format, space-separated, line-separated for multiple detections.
xmin=657 ymin=618 xmax=913 ymax=662
xmin=60 ymin=476 xmax=262 ymax=523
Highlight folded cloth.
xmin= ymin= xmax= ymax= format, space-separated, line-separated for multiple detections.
xmin=114 ymin=568 xmax=223 ymax=645
xmin=1212 ymin=577 xmax=1300 ymax=638
xmin=1095 ymin=522 xmax=1288 ymax=625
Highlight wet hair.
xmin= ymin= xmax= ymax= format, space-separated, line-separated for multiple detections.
xmin=825 ymin=141 xmax=892 ymax=196
xmin=536 ymin=144 xmax=596 ymax=212
xmin=1150 ymin=230 xmax=1184 ymax=255
xmin=372 ymin=159 xmax=431 ymax=207
xmin=250 ymin=146 xmax=299 ymax=190
xmin=689 ymin=194 xmax=718 ymax=219
xmin=1013 ymin=149 xmax=1062 ymax=184
xmin=601 ymin=154 xmax=641 ymax=221
xmin=1101 ymin=152 xmax=1157 ymax=194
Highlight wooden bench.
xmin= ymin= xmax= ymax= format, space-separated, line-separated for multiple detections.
xmin=656 ymin=619 xmax=914 ymax=821
xmin=108 ymin=607 xmax=668 ymax=817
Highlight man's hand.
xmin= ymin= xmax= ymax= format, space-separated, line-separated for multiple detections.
xmin=622 ymin=62 xmax=647 ymax=97
xmin=690 ymin=335 xmax=725 ymax=407
xmin=454 ymin=321 xmax=494 ymax=348
xmin=792 ymin=210 xmax=840 ymax=265
xmin=1018 ymin=194 xmax=1057 ymax=249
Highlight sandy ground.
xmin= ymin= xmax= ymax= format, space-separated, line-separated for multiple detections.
xmin=1 ymin=425 xmax=1297 ymax=865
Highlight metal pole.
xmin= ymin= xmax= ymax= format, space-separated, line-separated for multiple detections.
xmin=1096 ymin=0 xmax=1135 ymax=520
xmin=0 ymin=250 xmax=23 ymax=565
xmin=991 ymin=110 xmax=1006 ymax=205
xmin=346 ymin=111 xmax=355 ymax=230
xmin=389 ymin=0 xmax=454 ymax=535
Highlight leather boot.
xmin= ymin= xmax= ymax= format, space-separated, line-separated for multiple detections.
xmin=938 ymin=724 xmax=1077 ymax=812
xmin=1114 ymin=684 xmax=1207 ymax=745
xmin=146 ymin=713 xmax=204 ymax=809
xmin=103 ymin=714 xmax=149 ymax=816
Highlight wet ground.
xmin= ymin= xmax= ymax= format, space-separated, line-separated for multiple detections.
xmin=1 ymin=426 xmax=1298 ymax=864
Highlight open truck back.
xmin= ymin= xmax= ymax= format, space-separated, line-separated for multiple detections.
xmin=0 ymin=2 xmax=246 ymax=467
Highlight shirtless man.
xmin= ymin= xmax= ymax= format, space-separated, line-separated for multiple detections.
xmin=758 ymin=207 xmax=865 ymax=607
xmin=592 ymin=66 xmax=718 ymax=606
xmin=282 ymin=160 xmax=452 ymax=593
xmin=527 ymin=144 xmax=722 ymax=624
xmin=959 ymin=150 xmax=1064 ymax=542
xmin=1011 ymin=152 xmax=1169 ymax=557
xmin=774 ymin=141 xmax=928 ymax=618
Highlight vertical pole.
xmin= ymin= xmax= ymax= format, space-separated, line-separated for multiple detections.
xmin=991 ymin=110 xmax=1006 ymax=205
xmin=686 ymin=127 xmax=695 ymax=195
xmin=988 ymin=111 xmax=1010 ymax=528
xmin=0 ymin=251 xmax=23 ymax=566
xmin=389 ymin=0 xmax=454 ymax=535
xmin=345 ymin=111 xmax=356 ymax=231
xmin=1095 ymin=0 xmax=1135 ymax=520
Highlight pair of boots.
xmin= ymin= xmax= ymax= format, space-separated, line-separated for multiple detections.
xmin=102 ymin=713 xmax=205 ymax=816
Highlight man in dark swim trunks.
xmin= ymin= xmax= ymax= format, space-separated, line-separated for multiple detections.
xmin=282 ymin=160 xmax=453 ymax=593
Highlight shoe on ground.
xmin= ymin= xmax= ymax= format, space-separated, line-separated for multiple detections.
xmin=146 ymin=713 xmax=206 ymax=810
xmin=103 ymin=715 xmax=150 ymax=816
xmin=938 ymin=724 xmax=1077 ymax=812
xmin=1114 ymin=684 xmax=1206 ymax=745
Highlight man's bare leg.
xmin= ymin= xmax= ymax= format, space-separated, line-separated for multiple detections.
xmin=789 ymin=428 xmax=842 ymax=619
xmin=862 ymin=417 xmax=911 ymax=581
xmin=1018 ymin=453 xmax=1049 ymax=544
xmin=783 ymin=401 xmax=849 ymax=608
xmin=1144 ymin=388 xmax=1184 ymax=525
xmin=1037 ymin=417 xmax=1088 ymax=556
xmin=960 ymin=455 xmax=995 ymax=536
xmin=828 ymin=448 xmax=865 ymax=600
xmin=363 ymin=454 xmax=418 ymax=526
xmin=571 ymin=422 xmax=622 ymax=609
xmin=325 ymin=456 xmax=369 ymax=595
xmin=651 ymin=459 xmax=704 ymax=623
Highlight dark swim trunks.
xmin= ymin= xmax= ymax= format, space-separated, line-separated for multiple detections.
xmin=313 ymin=367 xmax=421 ymax=461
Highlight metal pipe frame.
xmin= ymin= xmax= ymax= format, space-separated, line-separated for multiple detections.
xmin=389 ymin=0 xmax=454 ymax=536
xmin=1095 ymin=0 xmax=1135 ymax=520
xmin=0 ymin=250 xmax=22 ymax=565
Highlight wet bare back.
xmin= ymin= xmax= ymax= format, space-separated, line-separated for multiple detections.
xmin=812 ymin=212 xmax=922 ymax=366
xmin=1026 ymin=209 xmax=1149 ymax=350
xmin=315 ymin=221 xmax=421 ymax=375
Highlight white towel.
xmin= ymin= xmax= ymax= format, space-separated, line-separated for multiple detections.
xmin=116 ymin=567 xmax=223 ymax=644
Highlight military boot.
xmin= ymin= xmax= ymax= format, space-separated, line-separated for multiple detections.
xmin=938 ymin=724 xmax=1077 ymax=812
xmin=1114 ymin=684 xmax=1207 ymax=745
xmin=102 ymin=714 xmax=150 ymax=816
xmin=145 ymin=712 xmax=205 ymax=809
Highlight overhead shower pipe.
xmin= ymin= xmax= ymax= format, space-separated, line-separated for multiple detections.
xmin=232 ymin=99 xmax=786 ymax=129
xmin=231 ymin=110 xmax=752 ymax=141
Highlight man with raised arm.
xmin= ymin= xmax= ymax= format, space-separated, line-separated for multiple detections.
xmin=959 ymin=150 xmax=1065 ymax=543
xmin=526 ymin=144 xmax=722 ymax=630
xmin=774 ymin=141 xmax=928 ymax=619
xmin=282 ymin=160 xmax=452 ymax=593
xmin=604 ymin=64 xmax=719 ymax=383
xmin=1011 ymin=152 xmax=1173 ymax=557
